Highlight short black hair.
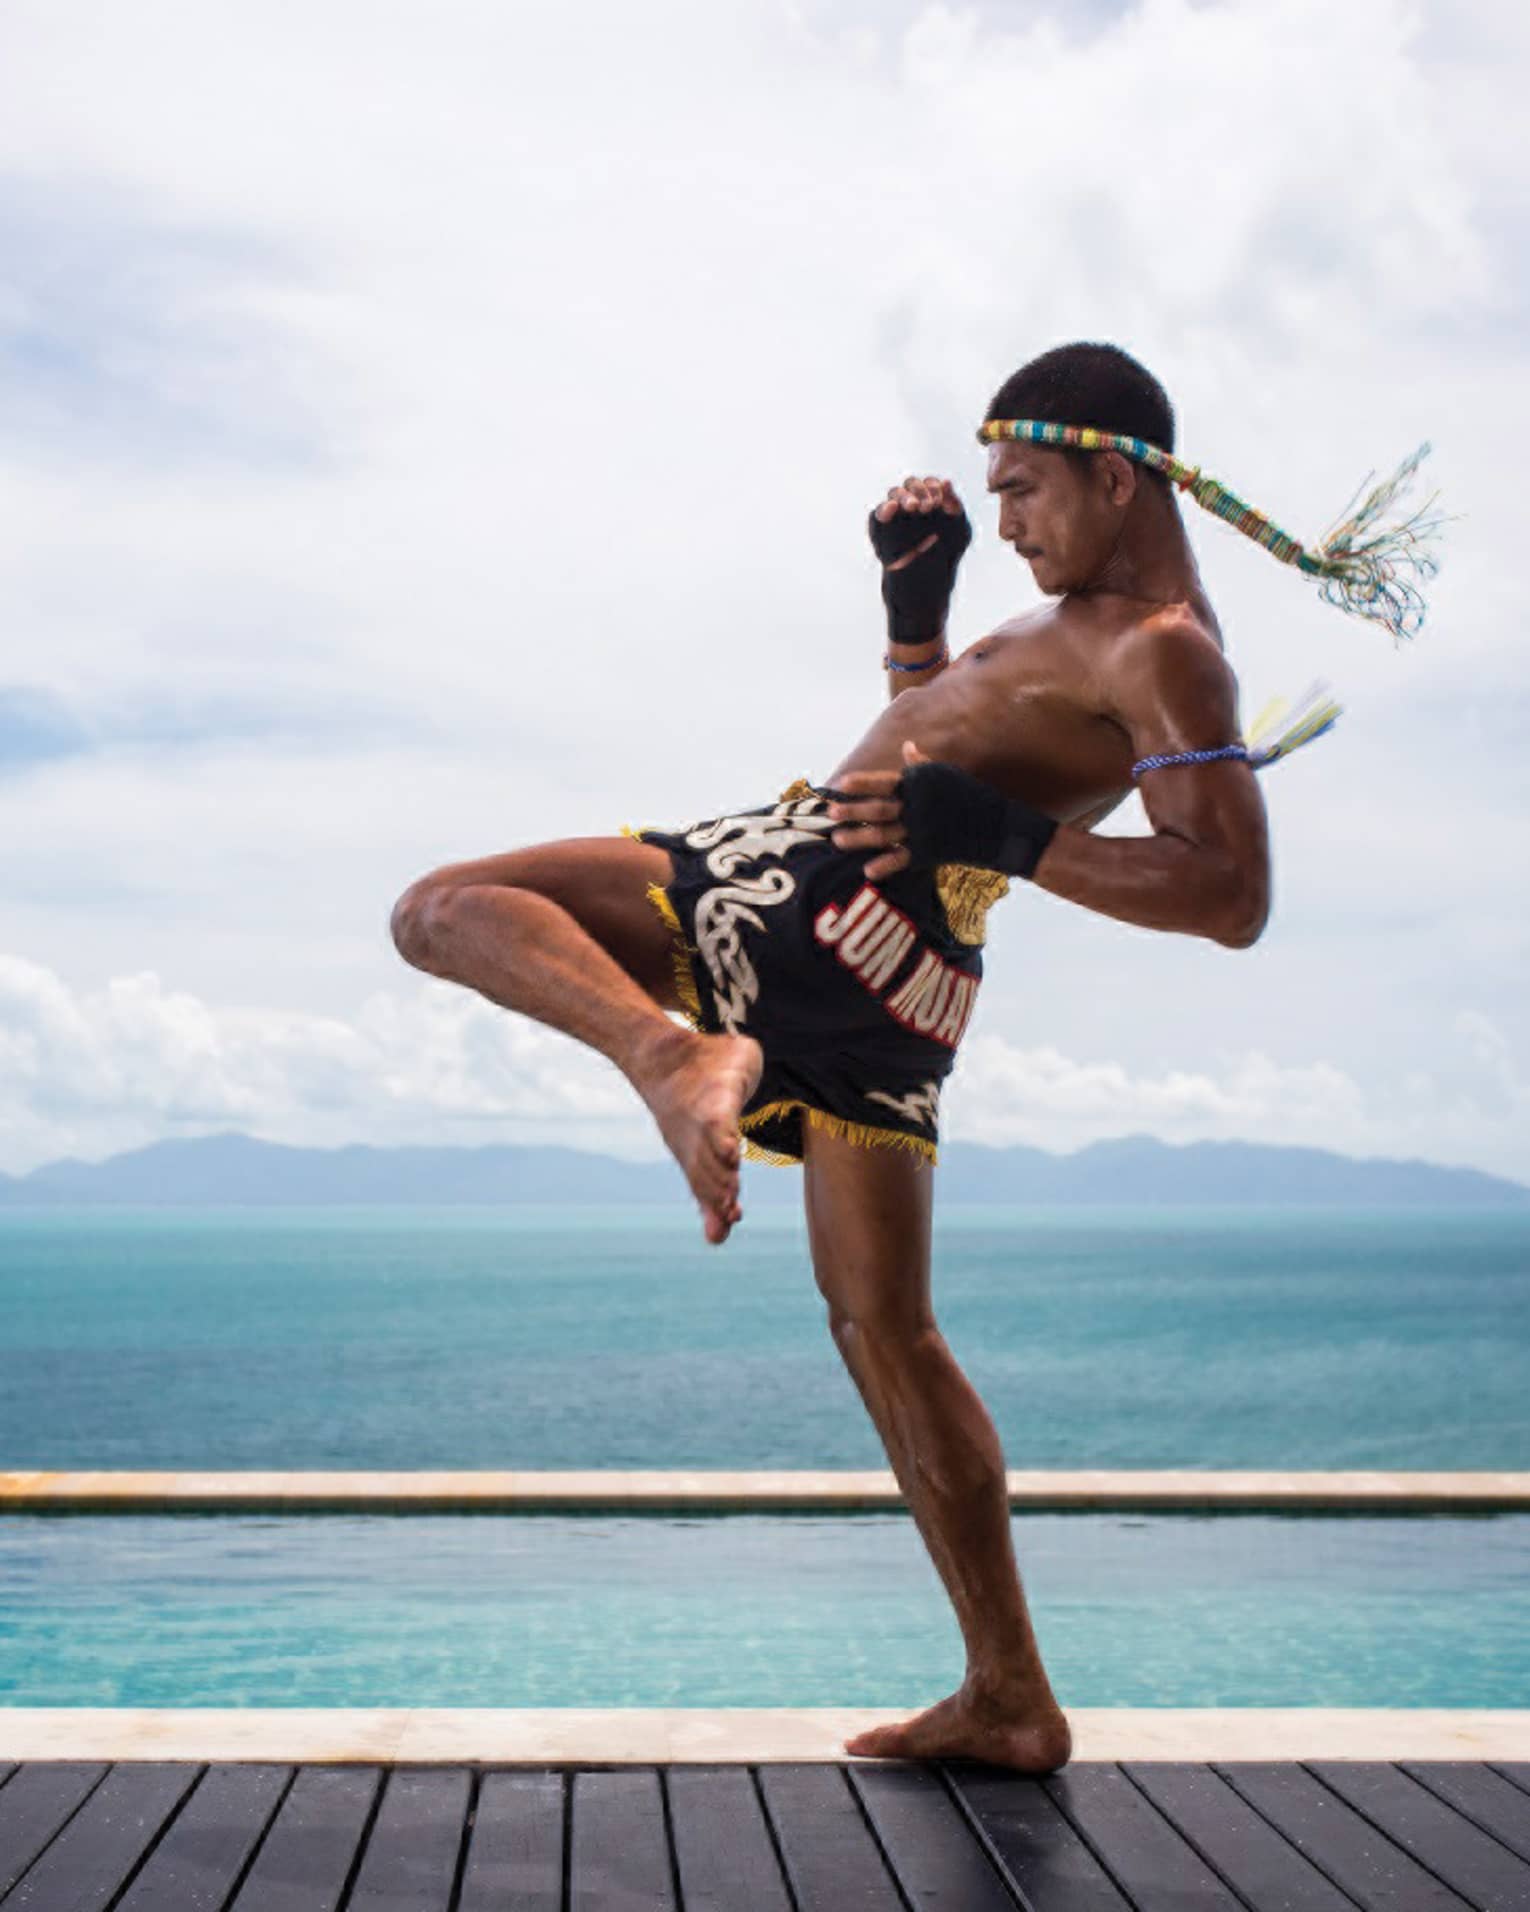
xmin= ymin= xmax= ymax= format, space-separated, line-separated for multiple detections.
xmin=985 ymin=342 xmax=1176 ymax=488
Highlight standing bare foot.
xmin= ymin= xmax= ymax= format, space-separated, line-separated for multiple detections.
xmin=844 ymin=1683 xmax=1072 ymax=1773
xmin=636 ymin=1027 xmax=763 ymax=1244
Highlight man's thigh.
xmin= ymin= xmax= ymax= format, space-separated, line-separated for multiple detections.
xmin=415 ymin=834 xmax=683 ymax=1012
xmin=802 ymin=1121 xmax=936 ymax=1338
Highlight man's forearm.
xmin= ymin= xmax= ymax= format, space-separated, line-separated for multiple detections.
xmin=884 ymin=632 xmax=948 ymax=702
xmin=1031 ymin=824 xmax=1267 ymax=948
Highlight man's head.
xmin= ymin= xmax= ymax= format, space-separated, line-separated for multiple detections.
xmin=983 ymin=342 xmax=1177 ymax=594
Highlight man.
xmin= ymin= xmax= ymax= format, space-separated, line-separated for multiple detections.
xmin=390 ymin=340 xmax=1436 ymax=1774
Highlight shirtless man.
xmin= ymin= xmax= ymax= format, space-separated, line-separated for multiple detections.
xmin=389 ymin=340 xmax=1272 ymax=1776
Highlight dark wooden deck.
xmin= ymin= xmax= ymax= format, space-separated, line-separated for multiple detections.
xmin=2 ymin=1757 xmax=1528 ymax=1909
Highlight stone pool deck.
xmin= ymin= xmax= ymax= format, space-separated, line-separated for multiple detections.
xmin=3 ymin=1709 xmax=1530 ymax=1763
xmin=4 ymin=1467 xmax=1529 ymax=1512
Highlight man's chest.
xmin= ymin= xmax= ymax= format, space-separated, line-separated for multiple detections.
xmin=942 ymin=634 xmax=1135 ymax=808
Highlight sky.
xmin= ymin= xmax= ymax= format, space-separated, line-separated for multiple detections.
xmin=1 ymin=0 xmax=1527 ymax=1184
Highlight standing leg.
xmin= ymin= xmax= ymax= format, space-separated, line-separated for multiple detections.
xmin=803 ymin=1121 xmax=1071 ymax=1771
xmin=390 ymin=834 xmax=760 ymax=1244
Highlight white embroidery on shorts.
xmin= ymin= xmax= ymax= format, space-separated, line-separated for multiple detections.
xmin=686 ymin=804 xmax=837 ymax=1035
xmin=684 ymin=802 xmax=836 ymax=879
xmin=864 ymin=1078 xmax=942 ymax=1130
xmin=693 ymin=870 xmax=797 ymax=1034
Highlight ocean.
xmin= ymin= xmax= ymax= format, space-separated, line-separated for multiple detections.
xmin=2 ymin=1204 xmax=1526 ymax=1471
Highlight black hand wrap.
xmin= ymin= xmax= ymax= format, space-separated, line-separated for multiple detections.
xmin=896 ymin=760 xmax=1058 ymax=881
xmin=867 ymin=506 xmax=972 ymax=644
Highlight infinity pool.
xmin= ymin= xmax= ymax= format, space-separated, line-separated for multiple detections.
xmin=3 ymin=1511 xmax=1526 ymax=1709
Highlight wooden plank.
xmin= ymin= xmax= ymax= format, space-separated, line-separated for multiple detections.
xmin=1042 ymin=1763 xmax=1247 ymax=1909
xmin=457 ymin=1771 xmax=563 ymax=1912
xmin=1124 ymin=1763 xmax=1364 ymax=1910
xmin=757 ymin=1764 xmax=906 ymax=1909
xmin=228 ymin=1765 xmax=383 ymax=1912
xmin=666 ymin=1766 xmax=793 ymax=1912
xmin=0 ymin=1762 xmax=198 ymax=1910
xmin=570 ymin=1769 xmax=676 ymax=1912
xmin=1495 ymin=1765 xmax=1530 ymax=1799
xmin=945 ymin=1766 xmax=1135 ymax=1911
xmin=0 ymin=1768 xmax=14 ymax=1790
xmin=345 ymin=1767 xmax=471 ymax=1911
xmin=110 ymin=1764 xmax=290 ymax=1912
xmin=1216 ymin=1762 xmax=1474 ymax=1910
xmin=1403 ymin=1764 xmax=1530 ymax=1862
xmin=848 ymin=1763 xmax=1022 ymax=1909
xmin=1308 ymin=1760 xmax=1530 ymax=1909
xmin=0 ymin=1763 xmax=110 ymax=1898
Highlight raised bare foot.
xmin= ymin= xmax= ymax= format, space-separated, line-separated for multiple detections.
xmin=844 ymin=1684 xmax=1072 ymax=1773
xmin=637 ymin=1027 xmax=763 ymax=1244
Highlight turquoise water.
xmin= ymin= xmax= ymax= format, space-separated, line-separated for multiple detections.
xmin=1 ymin=1205 xmax=1527 ymax=1470
xmin=2 ymin=1511 xmax=1526 ymax=1708
xmin=3 ymin=1206 xmax=1527 ymax=1711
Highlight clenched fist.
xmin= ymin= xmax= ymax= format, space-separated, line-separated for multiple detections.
xmin=868 ymin=474 xmax=972 ymax=644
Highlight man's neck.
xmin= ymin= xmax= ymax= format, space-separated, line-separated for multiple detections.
xmin=1072 ymin=486 xmax=1201 ymax=605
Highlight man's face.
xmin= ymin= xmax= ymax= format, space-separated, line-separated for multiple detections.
xmin=985 ymin=441 xmax=1121 ymax=594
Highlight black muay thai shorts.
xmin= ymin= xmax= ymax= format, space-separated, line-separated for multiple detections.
xmin=622 ymin=776 xmax=1008 ymax=1166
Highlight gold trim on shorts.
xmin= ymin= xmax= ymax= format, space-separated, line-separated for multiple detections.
xmin=739 ymin=1099 xmax=937 ymax=1167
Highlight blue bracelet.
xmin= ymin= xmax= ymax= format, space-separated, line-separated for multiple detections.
xmin=884 ymin=645 xmax=949 ymax=673
xmin=1131 ymin=743 xmax=1251 ymax=779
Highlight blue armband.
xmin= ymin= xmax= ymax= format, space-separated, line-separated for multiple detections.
xmin=1131 ymin=744 xmax=1251 ymax=779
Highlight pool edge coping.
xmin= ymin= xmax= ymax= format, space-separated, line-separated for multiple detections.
xmin=4 ymin=1469 xmax=1529 ymax=1513
xmin=3 ymin=1708 xmax=1528 ymax=1762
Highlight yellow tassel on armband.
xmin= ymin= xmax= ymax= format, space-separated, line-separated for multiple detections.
xmin=1244 ymin=679 xmax=1344 ymax=768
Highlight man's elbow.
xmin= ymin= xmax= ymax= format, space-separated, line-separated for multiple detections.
xmin=1213 ymin=878 xmax=1270 ymax=950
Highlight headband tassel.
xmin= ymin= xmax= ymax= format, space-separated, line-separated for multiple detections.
xmin=1301 ymin=443 xmax=1449 ymax=645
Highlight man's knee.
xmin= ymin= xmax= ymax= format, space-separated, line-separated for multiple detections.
xmin=390 ymin=876 xmax=464 ymax=972
xmin=825 ymin=1293 xmax=938 ymax=1359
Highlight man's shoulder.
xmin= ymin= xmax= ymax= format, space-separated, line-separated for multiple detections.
xmin=1087 ymin=601 xmax=1240 ymax=737
xmin=1120 ymin=598 xmax=1226 ymax=656
xmin=1108 ymin=601 xmax=1232 ymax=691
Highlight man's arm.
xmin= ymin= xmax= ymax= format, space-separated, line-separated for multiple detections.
xmin=884 ymin=631 xmax=948 ymax=701
xmin=872 ymin=476 xmax=964 ymax=702
xmin=1070 ymin=789 xmax=1131 ymax=833
xmin=1033 ymin=617 xmax=1270 ymax=947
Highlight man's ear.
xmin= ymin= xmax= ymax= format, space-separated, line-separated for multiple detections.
xmin=1100 ymin=449 xmax=1139 ymax=509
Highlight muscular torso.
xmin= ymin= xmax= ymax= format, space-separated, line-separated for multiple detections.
xmin=826 ymin=584 xmax=1226 ymax=830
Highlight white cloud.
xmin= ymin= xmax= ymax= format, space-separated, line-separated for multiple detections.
xmin=952 ymin=1033 xmax=1366 ymax=1135
xmin=0 ymin=0 xmax=1527 ymax=1178
xmin=0 ymin=953 xmax=638 ymax=1173
xmin=0 ymin=953 xmax=1523 ymax=1186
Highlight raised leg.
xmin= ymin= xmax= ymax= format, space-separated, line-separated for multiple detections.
xmin=802 ymin=1121 xmax=1071 ymax=1770
xmin=390 ymin=835 xmax=761 ymax=1243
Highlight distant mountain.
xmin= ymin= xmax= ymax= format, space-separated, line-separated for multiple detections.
xmin=0 ymin=1131 xmax=1524 ymax=1206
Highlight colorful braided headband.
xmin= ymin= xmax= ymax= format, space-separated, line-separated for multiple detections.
xmin=978 ymin=418 xmax=1449 ymax=644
